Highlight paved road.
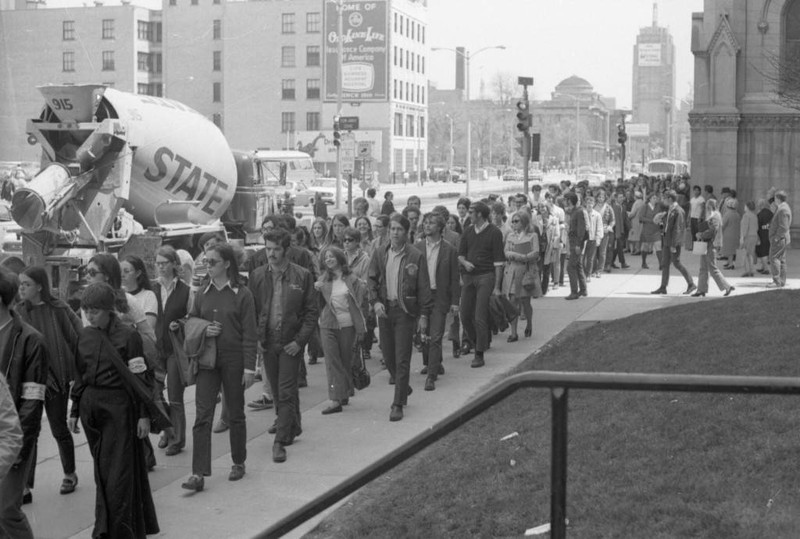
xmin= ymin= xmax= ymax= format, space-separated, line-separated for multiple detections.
xmin=24 ymin=240 xmax=796 ymax=538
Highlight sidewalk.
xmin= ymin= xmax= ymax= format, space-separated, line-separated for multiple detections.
xmin=21 ymin=251 xmax=797 ymax=539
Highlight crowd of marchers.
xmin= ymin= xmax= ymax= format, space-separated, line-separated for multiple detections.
xmin=0 ymin=173 xmax=791 ymax=538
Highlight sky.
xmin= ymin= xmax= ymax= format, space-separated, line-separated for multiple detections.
xmin=41 ymin=0 xmax=703 ymax=108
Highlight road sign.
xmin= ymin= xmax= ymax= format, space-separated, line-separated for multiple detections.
xmin=340 ymin=134 xmax=356 ymax=173
xmin=357 ymin=141 xmax=372 ymax=158
xmin=339 ymin=116 xmax=359 ymax=130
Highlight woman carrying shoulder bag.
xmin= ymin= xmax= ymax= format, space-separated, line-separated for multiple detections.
xmin=692 ymin=198 xmax=735 ymax=297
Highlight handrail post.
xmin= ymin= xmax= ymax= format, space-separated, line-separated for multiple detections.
xmin=551 ymin=387 xmax=568 ymax=538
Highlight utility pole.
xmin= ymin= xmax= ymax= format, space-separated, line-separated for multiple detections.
xmin=334 ymin=0 xmax=344 ymax=209
xmin=516 ymin=76 xmax=533 ymax=194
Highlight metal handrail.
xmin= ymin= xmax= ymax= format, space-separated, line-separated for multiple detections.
xmin=258 ymin=371 xmax=800 ymax=539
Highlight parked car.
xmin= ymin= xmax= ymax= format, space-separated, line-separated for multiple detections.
xmin=451 ymin=166 xmax=467 ymax=183
xmin=502 ymin=167 xmax=523 ymax=182
xmin=308 ymin=177 xmax=351 ymax=205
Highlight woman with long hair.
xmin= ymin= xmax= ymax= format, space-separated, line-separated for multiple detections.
xmin=309 ymin=218 xmax=329 ymax=254
xmin=446 ymin=213 xmax=463 ymax=236
xmin=121 ymin=255 xmax=157 ymax=332
xmin=693 ymin=198 xmax=735 ymax=297
xmin=153 ymin=246 xmax=191 ymax=456
xmin=69 ymin=282 xmax=160 ymax=538
xmin=740 ymin=201 xmax=759 ymax=277
xmin=316 ymin=246 xmax=367 ymax=415
xmin=325 ymin=214 xmax=350 ymax=249
xmin=181 ymin=242 xmax=257 ymax=492
xmin=502 ymin=210 xmax=539 ymax=341
xmin=16 ymin=267 xmax=82 ymax=499
xmin=354 ymin=216 xmax=374 ymax=254
xmin=341 ymin=227 xmax=371 ymax=282
xmin=755 ymin=198 xmax=773 ymax=274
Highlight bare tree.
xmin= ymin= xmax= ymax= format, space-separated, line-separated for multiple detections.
xmin=490 ymin=71 xmax=518 ymax=107
xmin=761 ymin=50 xmax=800 ymax=111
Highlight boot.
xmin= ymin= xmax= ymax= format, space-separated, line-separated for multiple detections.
xmin=656 ymin=250 xmax=663 ymax=271
xmin=641 ymin=252 xmax=649 ymax=269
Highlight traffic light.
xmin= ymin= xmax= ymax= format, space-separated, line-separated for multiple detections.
xmin=333 ymin=115 xmax=341 ymax=148
xmin=516 ymin=100 xmax=531 ymax=133
xmin=617 ymin=124 xmax=627 ymax=145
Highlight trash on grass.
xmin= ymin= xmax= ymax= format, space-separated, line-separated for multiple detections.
xmin=525 ymin=519 xmax=569 ymax=536
xmin=500 ymin=431 xmax=519 ymax=441
xmin=510 ymin=459 xmax=516 ymax=467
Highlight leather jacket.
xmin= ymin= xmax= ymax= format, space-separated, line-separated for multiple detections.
xmin=368 ymin=242 xmax=433 ymax=318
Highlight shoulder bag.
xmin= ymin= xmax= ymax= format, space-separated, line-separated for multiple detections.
xmin=351 ymin=339 xmax=371 ymax=391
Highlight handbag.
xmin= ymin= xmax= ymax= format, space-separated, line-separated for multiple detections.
xmin=100 ymin=331 xmax=173 ymax=434
xmin=351 ymin=340 xmax=371 ymax=391
xmin=692 ymin=241 xmax=707 ymax=255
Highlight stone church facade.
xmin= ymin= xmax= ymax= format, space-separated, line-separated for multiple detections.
xmin=691 ymin=0 xmax=800 ymax=236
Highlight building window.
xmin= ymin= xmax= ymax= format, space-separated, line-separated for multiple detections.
xmin=282 ymin=13 xmax=296 ymax=34
xmin=213 ymin=82 xmax=221 ymax=102
xmin=421 ymin=26 xmax=425 ymax=44
xmin=102 ymin=19 xmax=114 ymax=39
xmin=213 ymin=20 xmax=221 ymax=40
xmin=137 ymin=83 xmax=161 ymax=96
xmin=102 ymin=51 xmax=115 ymax=71
xmin=406 ymin=149 xmax=414 ymax=170
xmin=306 ymin=112 xmax=320 ymax=131
xmin=63 ymin=21 xmax=75 ymax=41
xmin=393 ymin=79 xmax=397 ymax=99
xmin=306 ymin=12 xmax=321 ymax=33
xmin=393 ymin=46 xmax=397 ymax=66
xmin=419 ymin=115 xmax=425 ymax=138
xmin=137 ymin=52 xmax=151 ymax=72
xmin=394 ymin=148 xmax=403 ymax=173
xmin=421 ymin=85 xmax=425 ymax=104
xmin=282 ymin=79 xmax=296 ymax=100
xmin=393 ymin=13 xmax=397 ymax=32
xmin=213 ymin=0 xmax=220 ymax=4
xmin=306 ymin=45 xmax=321 ymax=67
xmin=421 ymin=56 xmax=425 ymax=74
xmin=399 ymin=47 xmax=403 ymax=68
xmin=213 ymin=51 xmax=221 ymax=71
xmin=137 ymin=20 xmax=151 ymax=40
xmin=62 ymin=51 xmax=75 ymax=72
xmin=406 ymin=114 xmax=414 ymax=136
xmin=306 ymin=78 xmax=320 ymax=99
xmin=281 ymin=46 xmax=295 ymax=67
xmin=169 ymin=0 xmax=176 ymax=5
xmin=394 ymin=113 xmax=403 ymax=136
xmin=191 ymin=0 xmax=197 ymax=5
xmin=281 ymin=112 xmax=295 ymax=133
xmin=212 ymin=113 xmax=222 ymax=128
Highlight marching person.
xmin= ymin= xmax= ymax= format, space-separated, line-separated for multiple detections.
xmin=768 ymin=190 xmax=793 ymax=288
xmin=652 ymin=191 xmax=696 ymax=295
xmin=16 ymin=267 xmax=82 ymax=497
xmin=181 ymin=243 xmax=257 ymax=491
xmin=692 ymin=198 xmax=734 ymax=297
xmin=0 ymin=268 xmax=46 ymax=539
xmin=415 ymin=213 xmax=460 ymax=391
xmin=457 ymin=201 xmax=505 ymax=366
xmin=369 ymin=214 xmax=433 ymax=421
xmin=564 ymin=192 xmax=588 ymax=300
xmin=70 ymin=282 xmax=159 ymax=538
xmin=255 ymin=229 xmax=317 ymax=463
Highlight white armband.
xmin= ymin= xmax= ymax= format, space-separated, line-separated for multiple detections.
xmin=22 ymin=382 xmax=46 ymax=401
xmin=128 ymin=357 xmax=147 ymax=374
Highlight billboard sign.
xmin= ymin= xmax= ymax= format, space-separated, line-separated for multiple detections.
xmin=324 ymin=0 xmax=389 ymax=102
xmin=626 ymin=123 xmax=650 ymax=137
xmin=295 ymin=130 xmax=383 ymax=163
xmin=637 ymin=43 xmax=661 ymax=67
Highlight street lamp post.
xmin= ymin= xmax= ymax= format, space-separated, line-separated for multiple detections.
xmin=432 ymin=45 xmax=506 ymax=196
xmin=445 ymin=113 xmax=454 ymax=176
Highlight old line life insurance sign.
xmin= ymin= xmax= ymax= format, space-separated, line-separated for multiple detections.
xmin=324 ymin=0 xmax=389 ymax=102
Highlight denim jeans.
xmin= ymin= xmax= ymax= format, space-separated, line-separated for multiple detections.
xmin=378 ymin=305 xmax=416 ymax=406
xmin=460 ymin=272 xmax=495 ymax=353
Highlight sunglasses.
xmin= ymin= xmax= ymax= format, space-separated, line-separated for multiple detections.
xmin=343 ymin=237 xmax=356 ymax=243
xmin=204 ymin=258 xmax=221 ymax=267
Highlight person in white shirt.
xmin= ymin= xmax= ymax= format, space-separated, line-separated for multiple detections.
xmin=688 ymin=185 xmax=705 ymax=247
xmin=583 ymin=196 xmax=603 ymax=280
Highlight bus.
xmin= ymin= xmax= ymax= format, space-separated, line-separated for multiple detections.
xmin=252 ymin=150 xmax=317 ymax=186
xmin=645 ymin=159 xmax=690 ymax=178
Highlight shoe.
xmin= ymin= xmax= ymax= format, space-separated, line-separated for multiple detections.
xmin=298 ymin=377 xmax=308 ymax=388
xmin=724 ymin=286 xmax=735 ymax=297
xmin=604 ymin=268 xmax=611 ymax=273
xmin=757 ymin=268 xmax=770 ymax=275
xmin=22 ymin=490 xmax=31 ymax=505
xmin=524 ymin=327 xmax=532 ymax=338
xmin=308 ymin=356 xmax=318 ymax=365
xmin=742 ymin=272 xmax=753 ymax=277
xmin=766 ymin=282 xmax=783 ymax=288
xmin=158 ymin=434 xmax=169 ymax=449
xmin=341 ymin=398 xmax=349 ymax=405
xmin=585 ymin=276 xmax=591 ymax=283
xmin=247 ymin=395 xmax=274 ymax=411
xmin=460 ymin=343 xmax=472 ymax=356
xmin=651 ymin=288 xmax=667 ymax=295
xmin=690 ymin=291 xmax=706 ymax=297
xmin=642 ymin=263 xmax=649 ymax=269
xmin=452 ymin=342 xmax=461 ymax=358
xmin=321 ymin=404 xmax=343 ymax=415
xmin=594 ymin=273 xmax=601 ymax=279
xmin=580 ymin=290 xmax=587 ymax=297
xmin=389 ymin=405 xmax=404 ymax=422
xmin=684 ymin=284 xmax=697 ymax=295
xmin=424 ymin=378 xmax=435 ymax=391
xmin=438 ymin=364 xmax=445 ymax=376
xmin=181 ymin=475 xmax=204 ymax=492
xmin=389 ymin=375 xmax=395 ymax=385
xmin=507 ymin=335 xmax=518 ymax=343
xmin=228 ymin=464 xmax=245 ymax=481
xmin=60 ymin=474 xmax=77 ymax=495
xmin=407 ymin=386 xmax=413 ymax=396
xmin=471 ymin=353 xmax=485 ymax=368
xmin=213 ymin=420 xmax=229 ymax=433
xmin=272 ymin=443 xmax=287 ymax=463
xmin=420 ymin=366 xmax=428 ymax=375
xmin=565 ymin=293 xmax=580 ymax=300
xmin=610 ymin=264 xmax=620 ymax=269
xmin=165 ymin=445 xmax=183 ymax=456
xmin=621 ymin=264 xmax=630 ymax=269
xmin=723 ymin=264 xmax=734 ymax=270
xmin=267 ymin=423 xmax=277 ymax=434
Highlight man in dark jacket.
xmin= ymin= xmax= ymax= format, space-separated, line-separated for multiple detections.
xmin=369 ymin=214 xmax=433 ymax=421
xmin=0 ymin=268 xmax=46 ymax=539
xmin=652 ymin=191 xmax=696 ymax=295
xmin=565 ymin=192 xmax=588 ymax=300
xmin=255 ymin=229 xmax=318 ymax=463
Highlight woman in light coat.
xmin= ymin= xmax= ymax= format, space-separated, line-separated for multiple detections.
xmin=739 ymin=201 xmax=759 ymax=277
xmin=721 ymin=198 xmax=741 ymax=269
xmin=693 ymin=198 xmax=734 ymax=297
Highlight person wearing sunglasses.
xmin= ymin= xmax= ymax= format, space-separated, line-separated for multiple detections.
xmin=503 ymin=210 xmax=539 ymax=341
xmin=342 ymin=228 xmax=370 ymax=282
xmin=181 ymin=243 xmax=257 ymax=490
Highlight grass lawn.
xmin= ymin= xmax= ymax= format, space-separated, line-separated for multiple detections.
xmin=305 ymin=290 xmax=800 ymax=539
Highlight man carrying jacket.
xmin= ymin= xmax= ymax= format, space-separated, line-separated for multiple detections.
xmin=369 ymin=214 xmax=433 ymax=422
xmin=255 ymin=229 xmax=318 ymax=463
xmin=0 ymin=268 xmax=46 ymax=539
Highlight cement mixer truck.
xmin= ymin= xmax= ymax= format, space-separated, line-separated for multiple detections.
xmin=8 ymin=84 xmax=283 ymax=297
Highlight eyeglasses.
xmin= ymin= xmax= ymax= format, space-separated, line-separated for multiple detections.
xmin=343 ymin=238 xmax=356 ymax=243
xmin=86 ymin=269 xmax=104 ymax=277
xmin=204 ymin=258 xmax=221 ymax=267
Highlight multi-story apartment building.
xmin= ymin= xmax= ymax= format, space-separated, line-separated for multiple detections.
xmin=0 ymin=0 xmax=162 ymax=161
